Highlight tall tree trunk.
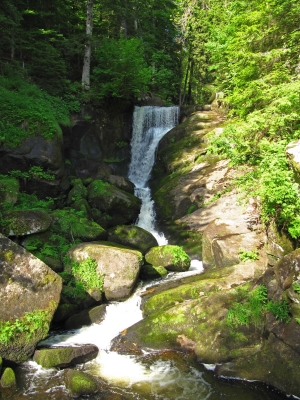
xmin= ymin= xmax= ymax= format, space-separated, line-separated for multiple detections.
xmin=82 ymin=0 xmax=94 ymax=91
xmin=179 ymin=57 xmax=191 ymax=106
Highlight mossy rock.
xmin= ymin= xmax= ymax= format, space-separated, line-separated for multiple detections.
xmin=87 ymin=179 xmax=141 ymax=225
xmin=0 ymin=367 xmax=16 ymax=388
xmin=139 ymin=264 xmax=168 ymax=280
xmin=0 ymin=234 xmax=62 ymax=363
xmin=69 ymin=241 xmax=143 ymax=301
xmin=3 ymin=210 xmax=52 ymax=237
xmin=70 ymin=198 xmax=92 ymax=219
xmin=145 ymin=245 xmax=191 ymax=272
xmin=0 ymin=356 xmax=2 ymax=376
xmin=64 ymin=369 xmax=98 ymax=396
xmin=67 ymin=179 xmax=87 ymax=205
xmin=50 ymin=208 xmax=107 ymax=242
xmin=107 ymin=225 xmax=158 ymax=254
xmin=33 ymin=344 xmax=99 ymax=368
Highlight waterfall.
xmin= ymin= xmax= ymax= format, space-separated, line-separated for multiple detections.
xmin=128 ymin=106 xmax=179 ymax=243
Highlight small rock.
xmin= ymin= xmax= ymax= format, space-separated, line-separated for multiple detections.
xmin=1 ymin=367 xmax=16 ymax=388
xmin=64 ymin=369 xmax=98 ymax=396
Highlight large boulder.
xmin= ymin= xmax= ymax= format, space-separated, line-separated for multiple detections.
xmin=87 ymin=180 xmax=141 ymax=227
xmin=0 ymin=234 xmax=62 ymax=362
xmin=68 ymin=242 xmax=143 ymax=301
xmin=33 ymin=344 xmax=98 ymax=368
xmin=107 ymin=225 xmax=158 ymax=254
xmin=145 ymin=245 xmax=190 ymax=272
xmin=3 ymin=210 xmax=52 ymax=237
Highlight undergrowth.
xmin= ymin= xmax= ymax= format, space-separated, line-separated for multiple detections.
xmin=227 ymin=285 xmax=291 ymax=328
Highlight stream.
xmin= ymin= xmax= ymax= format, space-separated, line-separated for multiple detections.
xmin=11 ymin=106 xmax=290 ymax=399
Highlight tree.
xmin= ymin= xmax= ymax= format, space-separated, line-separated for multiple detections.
xmin=82 ymin=0 xmax=94 ymax=90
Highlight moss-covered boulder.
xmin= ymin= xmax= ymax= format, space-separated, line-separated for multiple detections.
xmin=0 ymin=234 xmax=62 ymax=362
xmin=3 ymin=209 xmax=52 ymax=237
xmin=33 ymin=344 xmax=99 ymax=368
xmin=145 ymin=245 xmax=190 ymax=272
xmin=69 ymin=242 xmax=143 ymax=300
xmin=0 ymin=367 xmax=16 ymax=388
xmin=106 ymin=174 xmax=135 ymax=194
xmin=0 ymin=177 xmax=19 ymax=205
xmin=50 ymin=208 xmax=107 ymax=242
xmin=66 ymin=178 xmax=87 ymax=205
xmin=64 ymin=370 xmax=98 ymax=396
xmin=87 ymin=180 xmax=141 ymax=226
xmin=64 ymin=304 xmax=107 ymax=329
xmin=107 ymin=225 xmax=158 ymax=254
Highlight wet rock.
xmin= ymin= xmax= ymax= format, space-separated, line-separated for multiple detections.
xmin=3 ymin=210 xmax=52 ymax=237
xmin=64 ymin=304 xmax=107 ymax=329
xmin=69 ymin=242 xmax=143 ymax=301
xmin=215 ymin=332 xmax=300 ymax=398
xmin=145 ymin=245 xmax=190 ymax=272
xmin=0 ymin=234 xmax=62 ymax=362
xmin=107 ymin=225 xmax=158 ymax=254
xmin=33 ymin=344 xmax=99 ymax=368
xmin=64 ymin=370 xmax=99 ymax=396
xmin=0 ymin=367 xmax=16 ymax=388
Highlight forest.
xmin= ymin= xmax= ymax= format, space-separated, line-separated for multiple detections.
xmin=1 ymin=0 xmax=300 ymax=397
xmin=1 ymin=0 xmax=300 ymax=241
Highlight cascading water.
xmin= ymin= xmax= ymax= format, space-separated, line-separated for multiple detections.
xmin=14 ymin=106 xmax=288 ymax=400
xmin=128 ymin=106 xmax=179 ymax=244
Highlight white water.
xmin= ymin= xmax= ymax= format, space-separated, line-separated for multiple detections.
xmin=128 ymin=106 xmax=179 ymax=245
xmin=24 ymin=106 xmax=206 ymax=398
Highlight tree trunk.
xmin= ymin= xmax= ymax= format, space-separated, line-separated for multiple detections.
xmin=82 ymin=0 xmax=94 ymax=91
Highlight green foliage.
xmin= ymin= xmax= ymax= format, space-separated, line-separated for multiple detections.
xmin=227 ymin=285 xmax=268 ymax=328
xmin=238 ymin=248 xmax=259 ymax=262
xmin=293 ymin=282 xmax=300 ymax=294
xmin=266 ymin=300 xmax=291 ymax=323
xmin=71 ymin=258 xmax=104 ymax=293
xmin=0 ymin=73 xmax=70 ymax=148
xmin=8 ymin=166 xmax=55 ymax=181
xmin=227 ymin=285 xmax=291 ymax=327
xmin=60 ymin=258 xmax=103 ymax=299
xmin=170 ymin=245 xmax=191 ymax=265
xmin=92 ymin=38 xmax=151 ymax=101
xmin=0 ymin=307 xmax=53 ymax=345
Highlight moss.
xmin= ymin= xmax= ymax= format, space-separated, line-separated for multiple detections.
xmin=0 ymin=367 xmax=16 ymax=388
xmin=65 ymin=370 xmax=98 ymax=396
xmin=0 ymin=301 xmax=58 ymax=362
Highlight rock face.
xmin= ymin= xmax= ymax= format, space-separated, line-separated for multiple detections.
xmin=69 ymin=242 xmax=143 ymax=300
xmin=113 ymin=105 xmax=300 ymax=398
xmin=107 ymin=225 xmax=158 ymax=254
xmin=33 ymin=344 xmax=99 ymax=368
xmin=0 ymin=234 xmax=62 ymax=362
xmin=286 ymin=139 xmax=300 ymax=180
xmin=0 ymin=135 xmax=67 ymax=198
